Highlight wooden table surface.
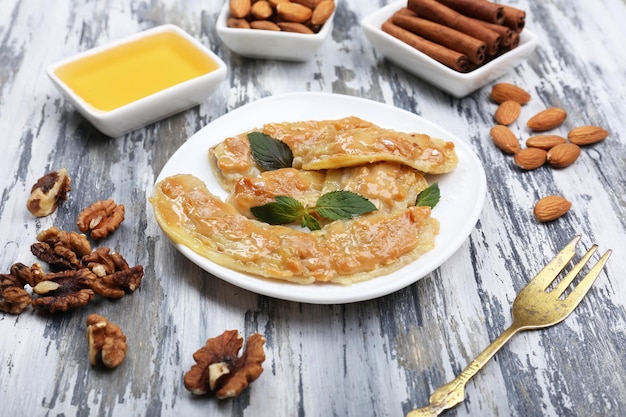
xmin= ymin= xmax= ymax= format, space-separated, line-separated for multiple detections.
xmin=1 ymin=1 xmax=625 ymax=416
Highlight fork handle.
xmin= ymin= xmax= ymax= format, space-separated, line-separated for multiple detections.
xmin=407 ymin=323 xmax=521 ymax=417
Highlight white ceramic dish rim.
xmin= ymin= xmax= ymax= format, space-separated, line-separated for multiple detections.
xmin=46 ymin=24 xmax=227 ymax=121
xmin=361 ymin=1 xmax=538 ymax=90
xmin=154 ymin=92 xmax=487 ymax=304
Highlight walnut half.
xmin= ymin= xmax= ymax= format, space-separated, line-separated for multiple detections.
xmin=183 ymin=330 xmax=266 ymax=399
xmin=86 ymin=314 xmax=127 ymax=368
xmin=31 ymin=268 xmax=96 ymax=312
xmin=77 ymin=200 xmax=125 ymax=240
xmin=82 ymin=247 xmax=144 ymax=298
xmin=0 ymin=270 xmax=32 ymax=315
xmin=27 ymin=168 xmax=71 ymax=217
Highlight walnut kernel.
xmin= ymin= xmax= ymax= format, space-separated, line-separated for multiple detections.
xmin=27 ymin=168 xmax=72 ymax=217
xmin=184 ymin=330 xmax=266 ymax=399
xmin=0 ymin=269 xmax=32 ymax=315
xmin=82 ymin=247 xmax=144 ymax=298
xmin=77 ymin=200 xmax=125 ymax=240
xmin=31 ymin=227 xmax=92 ymax=271
xmin=86 ymin=314 xmax=127 ymax=368
xmin=32 ymin=268 xmax=96 ymax=312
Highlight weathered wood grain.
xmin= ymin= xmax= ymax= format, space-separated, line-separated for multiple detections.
xmin=1 ymin=1 xmax=625 ymax=416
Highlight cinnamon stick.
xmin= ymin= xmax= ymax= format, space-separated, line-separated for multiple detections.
xmin=502 ymin=5 xmax=525 ymax=32
xmin=435 ymin=0 xmax=504 ymax=24
xmin=381 ymin=20 xmax=470 ymax=72
xmin=392 ymin=11 xmax=486 ymax=65
xmin=470 ymin=17 xmax=515 ymax=48
xmin=407 ymin=0 xmax=501 ymax=55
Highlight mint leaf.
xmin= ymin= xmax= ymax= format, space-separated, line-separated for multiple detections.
xmin=416 ymin=183 xmax=440 ymax=208
xmin=250 ymin=196 xmax=303 ymax=225
xmin=315 ymin=190 xmax=377 ymax=220
xmin=301 ymin=213 xmax=321 ymax=231
xmin=248 ymin=132 xmax=293 ymax=171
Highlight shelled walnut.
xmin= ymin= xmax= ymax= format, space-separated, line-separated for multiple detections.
xmin=31 ymin=227 xmax=92 ymax=271
xmin=82 ymin=247 xmax=144 ymax=298
xmin=77 ymin=199 xmax=125 ymax=240
xmin=31 ymin=268 xmax=96 ymax=312
xmin=26 ymin=168 xmax=72 ymax=217
xmin=86 ymin=314 xmax=127 ymax=368
xmin=0 ymin=267 xmax=33 ymax=315
xmin=184 ymin=330 xmax=266 ymax=399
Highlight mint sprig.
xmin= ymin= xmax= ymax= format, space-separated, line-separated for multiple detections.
xmin=250 ymin=191 xmax=377 ymax=231
xmin=416 ymin=182 xmax=440 ymax=208
xmin=248 ymin=132 xmax=293 ymax=171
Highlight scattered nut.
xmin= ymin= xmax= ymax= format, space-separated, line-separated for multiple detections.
xmin=26 ymin=168 xmax=72 ymax=217
xmin=546 ymin=143 xmax=581 ymax=168
xmin=0 ymin=267 xmax=33 ymax=315
xmin=494 ymin=100 xmax=522 ymax=125
xmin=77 ymin=199 xmax=125 ymax=240
xmin=86 ymin=314 xmax=127 ymax=368
xmin=490 ymin=83 xmax=531 ymax=105
xmin=82 ymin=247 xmax=144 ymax=298
xmin=490 ymin=125 xmax=520 ymax=154
xmin=533 ymin=195 xmax=571 ymax=222
xmin=526 ymin=107 xmax=567 ymax=131
xmin=32 ymin=268 xmax=96 ymax=312
xmin=184 ymin=330 xmax=266 ymax=399
xmin=513 ymin=148 xmax=547 ymax=170
xmin=567 ymin=125 xmax=609 ymax=146
xmin=31 ymin=227 xmax=92 ymax=271
xmin=525 ymin=135 xmax=567 ymax=150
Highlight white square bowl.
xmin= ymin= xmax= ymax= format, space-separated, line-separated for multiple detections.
xmin=216 ymin=2 xmax=335 ymax=61
xmin=361 ymin=1 xmax=538 ymax=98
xmin=47 ymin=24 xmax=227 ymax=137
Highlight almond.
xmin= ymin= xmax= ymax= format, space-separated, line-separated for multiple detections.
xmin=567 ymin=125 xmax=609 ymax=145
xmin=546 ymin=143 xmax=581 ymax=168
xmin=276 ymin=2 xmax=313 ymax=23
xmin=230 ymin=0 xmax=251 ymax=19
xmin=513 ymin=148 xmax=547 ymax=170
xmin=277 ymin=21 xmax=314 ymax=34
xmin=490 ymin=125 xmax=520 ymax=154
xmin=526 ymin=107 xmax=567 ymax=131
xmin=311 ymin=0 xmax=336 ymax=26
xmin=290 ymin=0 xmax=321 ymax=8
xmin=251 ymin=1 xmax=274 ymax=20
xmin=494 ymin=100 xmax=521 ymax=125
xmin=533 ymin=195 xmax=571 ymax=222
xmin=525 ymin=135 xmax=567 ymax=150
xmin=227 ymin=17 xmax=251 ymax=29
xmin=269 ymin=0 xmax=290 ymax=7
xmin=250 ymin=20 xmax=281 ymax=31
xmin=490 ymin=83 xmax=531 ymax=105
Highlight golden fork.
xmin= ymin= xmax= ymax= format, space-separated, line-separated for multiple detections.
xmin=407 ymin=235 xmax=612 ymax=417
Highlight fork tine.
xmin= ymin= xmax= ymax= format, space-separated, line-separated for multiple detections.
xmin=561 ymin=249 xmax=612 ymax=308
xmin=552 ymin=244 xmax=597 ymax=298
xmin=530 ymin=235 xmax=581 ymax=290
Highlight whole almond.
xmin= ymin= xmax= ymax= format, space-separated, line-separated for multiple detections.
xmin=311 ymin=0 xmax=336 ymax=26
xmin=490 ymin=125 xmax=520 ymax=154
xmin=513 ymin=148 xmax=547 ymax=170
xmin=567 ymin=125 xmax=609 ymax=145
xmin=251 ymin=1 xmax=274 ymax=20
xmin=250 ymin=20 xmax=281 ymax=31
xmin=276 ymin=2 xmax=313 ymax=23
xmin=291 ymin=0 xmax=321 ymax=8
xmin=527 ymin=107 xmax=567 ymax=131
xmin=269 ymin=0 xmax=290 ymax=7
xmin=227 ymin=17 xmax=251 ymax=29
xmin=277 ymin=21 xmax=315 ymax=34
xmin=230 ymin=0 xmax=251 ymax=18
xmin=533 ymin=195 xmax=571 ymax=222
xmin=494 ymin=100 xmax=522 ymax=125
xmin=546 ymin=143 xmax=581 ymax=168
xmin=525 ymin=135 xmax=567 ymax=150
xmin=490 ymin=83 xmax=531 ymax=105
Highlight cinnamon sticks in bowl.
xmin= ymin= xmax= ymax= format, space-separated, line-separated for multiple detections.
xmin=382 ymin=0 xmax=526 ymax=73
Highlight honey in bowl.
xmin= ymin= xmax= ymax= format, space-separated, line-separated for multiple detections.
xmin=53 ymin=30 xmax=220 ymax=112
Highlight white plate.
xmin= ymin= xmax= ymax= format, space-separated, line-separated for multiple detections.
xmin=361 ymin=1 xmax=538 ymax=98
xmin=155 ymin=92 xmax=486 ymax=304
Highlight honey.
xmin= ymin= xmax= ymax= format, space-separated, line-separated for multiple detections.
xmin=54 ymin=31 xmax=220 ymax=112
